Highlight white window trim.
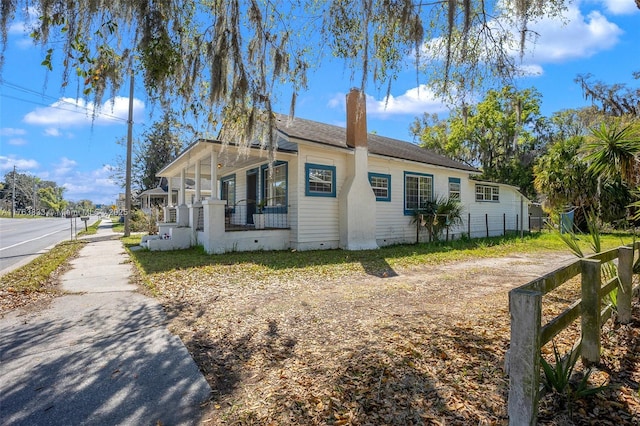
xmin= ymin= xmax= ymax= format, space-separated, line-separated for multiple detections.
xmin=404 ymin=171 xmax=434 ymax=214
xmin=475 ymin=184 xmax=499 ymax=202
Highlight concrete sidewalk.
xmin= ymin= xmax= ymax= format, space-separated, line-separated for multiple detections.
xmin=0 ymin=218 xmax=211 ymax=425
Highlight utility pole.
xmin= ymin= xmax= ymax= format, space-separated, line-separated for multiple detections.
xmin=33 ymin=183 xmax=37 ymax=215
xmin=124 ymin=72 xmax=134 ymax=237
xmin=11 ymin=165 xmax=16 ymax=218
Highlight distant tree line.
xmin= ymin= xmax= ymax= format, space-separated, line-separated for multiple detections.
xmin=0 ymin=171 xmax=95 ymax=215
xmin=411 ymin=72 xmax=640 ymax=230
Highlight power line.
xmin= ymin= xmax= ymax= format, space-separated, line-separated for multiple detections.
xmin=0 ymin=92 xmax=129 ymax=123
xmin=0 ymin=79 xmax=129 ymax=122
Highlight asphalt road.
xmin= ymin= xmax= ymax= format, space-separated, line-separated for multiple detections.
xmin=0 ymin=216 xmax=92 ymax=275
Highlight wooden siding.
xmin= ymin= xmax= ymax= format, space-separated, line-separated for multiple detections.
xmin=293 ymin=145 xmax=346 ymax=248
xmin=368 ymin=157 xmax=477 ymax=244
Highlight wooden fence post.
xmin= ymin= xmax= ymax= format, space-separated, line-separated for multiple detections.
xmin=503 ymin=213 xmax=506 ymax=235
xmin=485 ymin=214 xmax=489 ymax=238
xmin=508 ymin=289 xmax=542 ymax=426
xmin=581 ymin=259 xmax=602 ymax=365
xmin=618 ymin=246 xmax=634 ymax=324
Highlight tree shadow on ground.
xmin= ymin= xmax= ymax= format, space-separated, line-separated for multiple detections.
xmin=185 ymin=305 xmax=512 ymax=424
xmin=0 ymin=294 xmax=210 ymax=426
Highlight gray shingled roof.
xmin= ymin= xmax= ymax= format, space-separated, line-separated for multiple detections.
xmin=274 ymin=114 xmax=479 ymax=173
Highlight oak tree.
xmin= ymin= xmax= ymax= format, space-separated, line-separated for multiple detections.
xmin=1 ymin=0 xmax=570 ymax=153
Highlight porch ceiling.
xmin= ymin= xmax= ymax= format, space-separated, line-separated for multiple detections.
xmin=184 ymin=153 xmax=267 ymax=178
xmin=159 ymin=140 xmax=278 ymax=178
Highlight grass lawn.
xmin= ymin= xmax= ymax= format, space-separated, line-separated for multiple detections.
xmin=124 ymin=231 xmax=635 ymax=278
xmin=0 ymin=210 xmax=44 ymax=218
xmin=77 ymin=219 xmax=101 ymax=236
xmin=111 ymin=216 xmax=124 ymax=233
xmin=0 ymin=240 xmax=86 ymax=313
xmin=123 ymin=231 xmax=640 ymax=425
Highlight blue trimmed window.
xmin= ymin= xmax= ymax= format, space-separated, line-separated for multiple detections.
xmin=368 ymin=172 xmax=391 ymax=202
xmin=404 ymin=171 xmax=433 ymax=215
xmin=220 ymin=174 xmax=236 ymax=207
xmin=305 ymin=163 xmax=336 ymax=197
xmin=448 ymin=177 xmax=461 ymax=200
xmin=260 ymin=161 xmax=288 ymax=212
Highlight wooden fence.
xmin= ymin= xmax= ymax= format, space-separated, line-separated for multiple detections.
xmin=507 ymin=243 xmax=640 ymax=425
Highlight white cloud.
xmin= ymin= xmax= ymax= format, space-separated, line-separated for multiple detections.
xmin=0 ymin=155 xmax=39 ymax=172
xmin=15 ymin=37 xmax=34 ymax=49
xmin=53 ymin=157 xmax=77 ymax=176
xmin=327 ymin=94 xmax=344 ymax=109
xmin=7 ymin=7 xmax=41 ymax=48
xmin=58 ymin=164 xmax=121 ymax=204
xmin=367 ymin=86 xmax=449 ymax=117
xmin=599 ymin=0 xmax=639 ymax=15
xmin=44 ymin=128 xmax=62 ymax=137
xmin=35 ymin=159 xmax=119 ymax=204
xmin=327 ymin=86 xmax=448 ymax=118
xmin=517 ymin=64 xmax=544 ymax=77
xmin=23 ymin=96 xmax=145 ymax=128
xmin=0 ymin=127 xmax=27 ymax=136
xmin=521 ymin=7 xmax=623 ymax=65
xmin=8 ymin=21 xmax=25 ymax=34
xmin=420 ymin=3 xmax=623 ymax=78
xmin=7 ymin=138 xmax=28 ymax=146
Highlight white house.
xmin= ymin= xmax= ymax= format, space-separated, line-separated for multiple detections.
xmin=145 ymin=89 xmax=529 ymax=253
xmin=137 ymin=187 xmax=169 ymax=212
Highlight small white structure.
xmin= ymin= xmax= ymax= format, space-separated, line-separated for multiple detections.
xmin=148 ymin=89 xmax=529 ymax=254
xmin=137 ymin=187 xmax=169 ymax=213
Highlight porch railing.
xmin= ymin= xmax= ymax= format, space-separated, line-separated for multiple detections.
xmin=225 ymin=199 xmax=289 ymax=231
xmin=168 ymin=207 xmax=177 ymax=223
xmin=196 ymin=206 xmax=204 ymax=231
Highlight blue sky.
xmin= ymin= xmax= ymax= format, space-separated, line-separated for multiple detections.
xmin=0 ymin=0 xmax=638 ymax=205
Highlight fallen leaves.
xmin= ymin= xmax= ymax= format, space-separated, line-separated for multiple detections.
xmin=142 ymin=250 xmax=640 ymax=425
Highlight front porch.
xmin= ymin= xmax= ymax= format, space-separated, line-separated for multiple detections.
xmin=141 ymin=138 xmax=295 ymax=253
xmin=142 ymin=194 xmax=290 ymax=253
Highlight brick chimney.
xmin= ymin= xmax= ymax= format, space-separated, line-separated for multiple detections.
xmin=338 ymin=88 xmax=378 ymax=250
xmin=346 ymin=88 xmax=367 ymax=148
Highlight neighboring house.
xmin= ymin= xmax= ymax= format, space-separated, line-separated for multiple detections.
xmin=137 ymin=187 xmax=169 ymax=213
xmin=146 ymin=89 xmax=529 ymax=253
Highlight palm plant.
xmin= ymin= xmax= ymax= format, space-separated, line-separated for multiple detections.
xmin=410 ymin=196 xmax=463 ymax=243
xmin=410 ymin=200 xmax=438 ymax=243
xmin=583 ymin=121 xmax=640 ymax=223
xmin=556 ymin=211 xmax=619 ymax=311
xmin=584 ymin=122 xmax=640 ymax=186
xmin=434 ymin=196 xmax=464 ymax=241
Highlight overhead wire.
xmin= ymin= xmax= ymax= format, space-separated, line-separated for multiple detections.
xmin=1 ymin=78 xmax=131 ymax=123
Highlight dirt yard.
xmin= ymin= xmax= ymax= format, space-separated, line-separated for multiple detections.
xmin=148 ymin=250 xmax=640 ymax=425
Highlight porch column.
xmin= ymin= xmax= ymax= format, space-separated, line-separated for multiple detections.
xmin=177 ymin=168 xmax=189 ymax=226
xmin=202 ymin=199 xmax=227 ymax=254
xmin=167 ymin=176 xmax=173 ymax=206
xmin=210 ymin=150 xmax=219 ymax=199
xmin=179 ymin=168 xmax=186 ymax=205
xmin=194 ymin=159 xmax=202 ymax=203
